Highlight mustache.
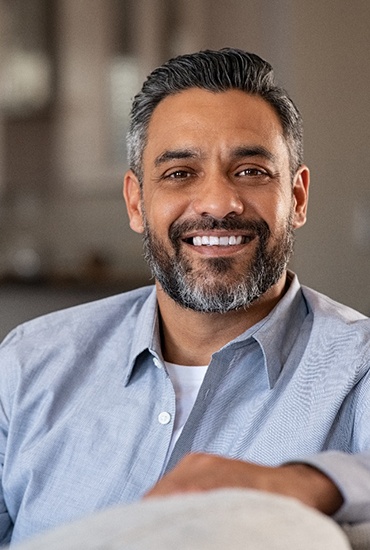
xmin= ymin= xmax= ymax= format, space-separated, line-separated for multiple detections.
xmin=169 ymin=216 xmax=271 ymax=244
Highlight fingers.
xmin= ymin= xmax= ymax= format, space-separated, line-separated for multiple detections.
xmin=145 ymin=453 xmax=270 ymax=498
xmin=144 ymin=453 xmax=343 ymax=515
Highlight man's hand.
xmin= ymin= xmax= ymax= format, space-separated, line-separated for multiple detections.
xmin=145 ymin=453 xmax=343 ymax=515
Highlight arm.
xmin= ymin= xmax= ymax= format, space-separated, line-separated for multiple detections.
xmin=0 ymin=396 xmax=13 ymax=545
xmin=300 ymin=450 xmax=370 ymax=523
xmin=145 ymin=452 xmax=343 ymax=515
xmin=0 ymin=463 xmax=12 ymax=545
xmin=0 ymin=331 xmax=17 ymax=544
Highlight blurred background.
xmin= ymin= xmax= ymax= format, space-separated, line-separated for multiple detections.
xmin=0 ymin=0 xmax=370 ymax=339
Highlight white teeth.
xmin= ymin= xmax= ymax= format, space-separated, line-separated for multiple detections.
xmin=219 ymin=236 xmax=229 ymax=246
xmin=192 ymin=235 xmax=244 ymax=246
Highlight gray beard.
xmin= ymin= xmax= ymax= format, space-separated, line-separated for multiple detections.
xmin=142 ymin=213 xmax=295 ymax=313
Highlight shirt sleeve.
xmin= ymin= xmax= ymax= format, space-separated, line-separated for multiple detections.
xmin=300 ymin=450 xmax=370 ymax=523
xmin=0 ymin=331 xmax=17 ymax=544
xmin=0 ymin=463 xmax=12 ymax=545
xmin=290 ymin=360 xmax=370 ymax=526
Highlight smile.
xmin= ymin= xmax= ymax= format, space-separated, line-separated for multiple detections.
xmin=187 ymin=235 xmax=252 ymax=246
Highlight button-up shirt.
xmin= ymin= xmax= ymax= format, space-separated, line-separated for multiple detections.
xmin=1 ymin=273 xmax=370 ymax=545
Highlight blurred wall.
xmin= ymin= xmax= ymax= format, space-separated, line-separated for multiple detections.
xmin=0 ymin=0 xmax=370 ymax=339
xmin=285 ymin=1 xmax=370 ymax=315
xmin=195 ymin=0 xmax=370 ymax=314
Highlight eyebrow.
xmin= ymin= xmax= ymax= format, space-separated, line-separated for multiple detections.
xmin=154 ymin=145 xmax=276 ymax=167
xmin=231 ymin=146 xmax=276 ymax=163
xmin=154 ymin=148 xmax=201 ymax=167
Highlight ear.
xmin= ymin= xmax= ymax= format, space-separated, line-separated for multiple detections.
xmin=123 ymin=170 xmax=144 ymax=234
xmin=291 ymin=165 xmax=310 ymax=229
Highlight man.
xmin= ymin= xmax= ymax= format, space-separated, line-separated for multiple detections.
xmin=1 ymin=48 xmax=370 ymax=546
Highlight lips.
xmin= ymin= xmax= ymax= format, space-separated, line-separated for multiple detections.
xmin=190 ymin=235 xmax=252 ymax=246
xmin=169 ymin=217 xmax=270 ymax=251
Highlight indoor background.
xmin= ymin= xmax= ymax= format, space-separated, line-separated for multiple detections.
xmin=0 ymin=0 xmax=369 ymax=339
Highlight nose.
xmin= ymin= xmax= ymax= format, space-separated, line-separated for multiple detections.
xmin=192 ymin=174 xmax=244 ymax=219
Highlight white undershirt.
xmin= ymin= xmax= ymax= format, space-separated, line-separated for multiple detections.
xmin=164 ymin=361 xmax=208 ymax=465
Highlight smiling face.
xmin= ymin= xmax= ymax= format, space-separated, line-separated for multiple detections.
xmin=124 ymin=88 xmax=309 ymax=313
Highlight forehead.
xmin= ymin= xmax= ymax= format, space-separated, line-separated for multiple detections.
xmin=144 ymin=88 xmax=289 ymax=165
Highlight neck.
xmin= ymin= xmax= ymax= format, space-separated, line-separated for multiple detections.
xmin=156 ymin=274 xmax=288 ymax=366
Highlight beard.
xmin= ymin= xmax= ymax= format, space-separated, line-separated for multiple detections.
xmin=142 ymin=210 xmax=295 ymax=314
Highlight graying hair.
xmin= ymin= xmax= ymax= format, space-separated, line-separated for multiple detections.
xmin=127 ymin=48 xmax=303 ymax=182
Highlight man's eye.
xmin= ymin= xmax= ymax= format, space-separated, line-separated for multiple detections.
xmin=237 ymin=168 xmax=266 ymax=177
xmin=167 ymin=170 xmax=192 ymax=179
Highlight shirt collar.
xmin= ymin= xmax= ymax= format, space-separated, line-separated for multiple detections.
xmin=123 ymin=286 xmax=160 ymax=386
xmin=124 ymin=272 xmax=309 ymax=388
xmin=223 ymin=272 xmax=309 ymax=388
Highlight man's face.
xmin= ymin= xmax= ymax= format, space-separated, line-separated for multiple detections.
xmin=125 ymin=88 xmax=308 ymax=313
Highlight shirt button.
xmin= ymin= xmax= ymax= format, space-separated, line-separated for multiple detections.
xmin=153 ymin=358 xmax=162 ymax=369
xmin=158 ymin=411 xmax=171 ymax=425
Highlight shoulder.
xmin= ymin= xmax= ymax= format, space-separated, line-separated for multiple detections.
xmin=301 ymin=285 xmax=370 ymax=358
xmin=288 ymin=286 xmax=370 ymax=399
xmin=0 ymin=285 xmax=157 ymax=408
xmin=301 ymin=285 xmax=368 ymax=324
xmin=0 ymin=284 xmax=156 ymax=353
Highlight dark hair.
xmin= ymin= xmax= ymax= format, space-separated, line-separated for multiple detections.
xmin=127 ymin=48 xmax=303 ymax=182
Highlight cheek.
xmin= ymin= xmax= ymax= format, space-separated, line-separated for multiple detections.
xmin=144 ymin=189 xmax=190 ymax=230
xmin=247 ymin=192 xmax=293 ymax=232
xmin=272 ymin=200 xmax=296 ymax=234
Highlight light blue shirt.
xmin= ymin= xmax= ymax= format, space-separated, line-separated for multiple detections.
xmin=1 ymin=273 xmax=370 ymax=545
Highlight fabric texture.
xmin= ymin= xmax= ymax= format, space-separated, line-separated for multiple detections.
xmin=8 ymin=490 xmax=351 ymax=550
xmin=1 ymin=273 xmax=370 ymax=544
